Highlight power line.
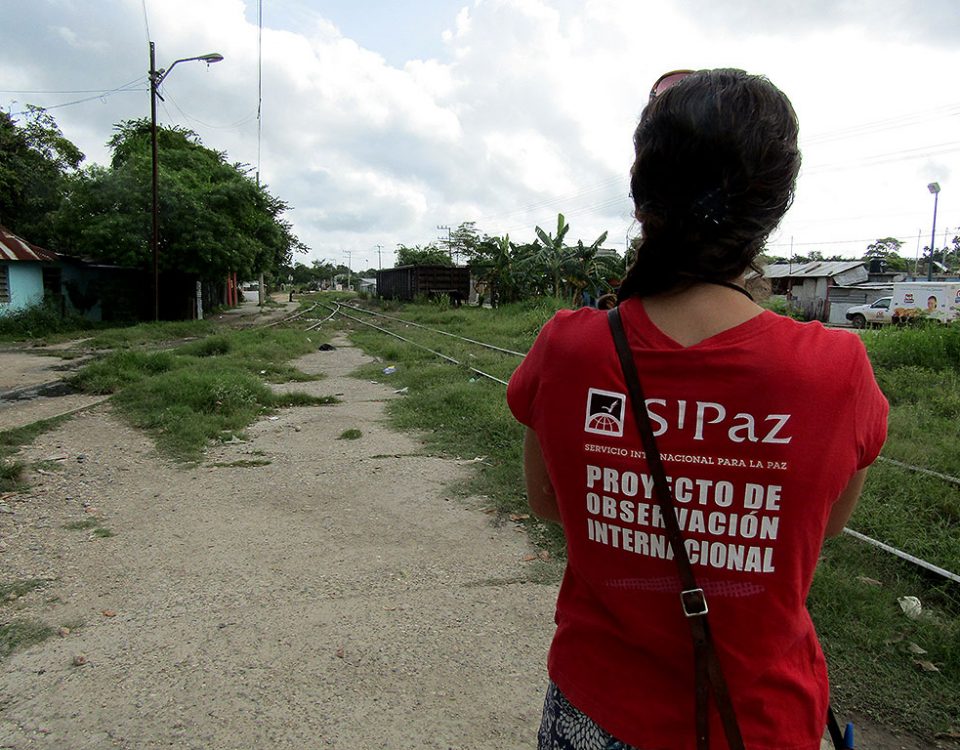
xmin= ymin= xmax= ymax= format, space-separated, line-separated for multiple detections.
xmin=141 ymin=0 xmax=152 ymax=44
xmin=164 ymin=88 xmax=258 ymax=130
xmin=5 ymin=79 xmax=147 ymax=117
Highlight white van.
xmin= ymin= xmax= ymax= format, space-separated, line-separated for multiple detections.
xmin=845 ymin=282 xmax=960 ymax=327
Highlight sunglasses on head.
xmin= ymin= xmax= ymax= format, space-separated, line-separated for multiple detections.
xmin=649 ymin=69 xmax=695 ymax=101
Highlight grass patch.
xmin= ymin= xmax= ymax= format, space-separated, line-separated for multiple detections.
xmin=91 ymin=527 xmax=115 ymax=538
xmin=0 ymin=460 xmax=26 ymax=493
xmin=63 ymin=518 xmax=100 ymax=530
xmin=83 ymin=320 xmax=218 ymax=350
xmin=811 ymin=535 xmax=960 ymax=736
xmin=338 ymin=429 xmax=363 ymax=440
xmin=0 ymin=416 xmax=70 ymax=460
xmin=71 ymin=325 xmax=336 ymax=462
xmin=0 ymin=579 xmax=46 ymax=602
xmin=70 ymin=350 xmax=181 ymax=394
xmin=0 ymin=619 xmax=55 ymax=659
xmin=0 ymin=301 xmax=94 ymax=342
xmin=209 ymin=459 xmax=272 ymax=468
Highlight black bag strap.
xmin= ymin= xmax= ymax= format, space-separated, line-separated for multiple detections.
xmin=606 ymin=307 xmax=849 ymax=750
xmin=607 ymin=307 xmax=744 ymax=750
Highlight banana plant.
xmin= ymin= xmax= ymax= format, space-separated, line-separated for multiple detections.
xmin=533 ymin=213 xmax=572 ymax=298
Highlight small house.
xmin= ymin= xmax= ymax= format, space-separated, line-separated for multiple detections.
xmin=0 ymin=225 xmax=60 ymax=315
xmin=763 ymin=260 xmax=868 ymax=323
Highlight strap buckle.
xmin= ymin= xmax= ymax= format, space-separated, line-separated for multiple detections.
xmin=681 ymin=588 xmax=709 ymax=617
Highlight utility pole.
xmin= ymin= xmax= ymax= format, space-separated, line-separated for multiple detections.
xmin=375 ymin=244 xmax=383 ymax=269
xmin=437 ymin=224 xmax=452 ymax=262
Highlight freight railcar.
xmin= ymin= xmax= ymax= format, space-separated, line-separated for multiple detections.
xmin=376 ymin=265 xmax=470 ymax=305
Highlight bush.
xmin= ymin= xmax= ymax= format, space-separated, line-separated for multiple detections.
xmin=0 ymin=301 xmax=92 ymax=340
xmin=862 ymin=323 xmax=960 ymax=371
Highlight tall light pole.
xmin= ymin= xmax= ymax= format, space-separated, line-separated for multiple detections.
xmin=927 ymin=182 xmax=941 ymax=281
xmin=375 ymin=244 xmax=383 ymax=269
xmin=149 ymin=42 xmax=223 ymax=321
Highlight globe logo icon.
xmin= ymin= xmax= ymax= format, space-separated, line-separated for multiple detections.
xmin=588 ymin=412 xmax=621 ymax=433
xmin=584 ymin=388 xmax=626 ymax=437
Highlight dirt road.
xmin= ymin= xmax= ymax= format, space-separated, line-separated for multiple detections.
xmin=0 ymin=334 xmax=557 ymax=748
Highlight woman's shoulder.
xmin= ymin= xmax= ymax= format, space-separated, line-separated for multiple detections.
xmin=762 ymin=313 xmax=873 ymax=376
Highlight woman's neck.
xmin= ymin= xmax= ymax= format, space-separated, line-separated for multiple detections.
xmin=639 ymin=280 xmax=763 ymax=347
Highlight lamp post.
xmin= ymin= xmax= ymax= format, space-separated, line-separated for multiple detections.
xmin=927 ymin=182 xmax=941 ymax=281
xmin=149 ymin=42 xmax=223 ymax=321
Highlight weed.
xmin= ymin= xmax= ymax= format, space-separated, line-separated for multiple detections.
xmin=179 ymin=335 xmax=232 ymax=357
xmin=31 ymin=459 xmax=64 ymax=473
xmin=84 ymin=320 xmax=218 ymax=350
xmin=0 ymin=460 xmax=26 ymax=492
xmin=0 ymin=416 xmax=70 ymax=461
xmin=0 ymin=301 xmax=93 ymax=342
xmin=338 ymin=429 xmax=362 ymax=440
xmin=92 ymin=527 xmax=115 ymax=538
xmin=70 ymin=326 xmax=336 ymax=462
xmin=0 ymin=579 xmax=45 ymax=602
xmin=271 ymin=393 xmax=337 ymax=408
xmin=0 ymin=619 xmax=55 ymax=659
xmin=63 ymin=518 xmax=100 ymax=530
xmin=70 ymin=350 xmax=180 ymax=394
xmin=209 ymin=459 xmax=272 ymax=468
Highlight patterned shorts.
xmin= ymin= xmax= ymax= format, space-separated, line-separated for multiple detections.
xmin=537 ymin=681 xmax=644 ymax=750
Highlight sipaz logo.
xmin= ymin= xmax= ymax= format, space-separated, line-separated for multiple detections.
xmin=585 ymin=388 xmax=626 ymax=437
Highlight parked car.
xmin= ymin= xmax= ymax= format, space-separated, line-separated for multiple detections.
xmin=845 ymin=296 xmax=892 ymax=328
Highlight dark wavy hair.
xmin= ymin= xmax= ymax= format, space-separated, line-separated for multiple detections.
xmin=618 ymin=68 xmax=801 ymax=300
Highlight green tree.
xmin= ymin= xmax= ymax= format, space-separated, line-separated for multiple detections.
xmin=863 ymin=237 xmax=907 ymax=271
xmin=562 ymin=231 xmax=616 ymax=305
xmin=395 ymin=243 xmax=452 ymax=266
xmin=449 ymin=221 xmax=480 ymax=265
xmin=0 ymin=106 xmax=84 ymax=244
xmin=55 ymin=119 xmax=304 ymax=280
xmin=468 ymin=234 xmax=532 ymax=306
xmin=532 ymin=213 xmax=572 ymax=298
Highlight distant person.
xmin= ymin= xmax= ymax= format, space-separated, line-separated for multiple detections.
xmin=507 ymin=69 xmax=888 ymax=750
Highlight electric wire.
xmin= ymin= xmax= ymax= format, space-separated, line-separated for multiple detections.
xmin=141 ymin=0 xmax=153 ymax=43
xmin=5 ymin=78 xmax=148 ymax=117
xmin=165 ymin=88 xmax=258 ymax=130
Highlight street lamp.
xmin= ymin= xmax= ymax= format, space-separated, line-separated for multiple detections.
xmin=149 ymin=42 xmax=223 ymax=321
xmin=927 ymin=182 xmax=941 ymax=281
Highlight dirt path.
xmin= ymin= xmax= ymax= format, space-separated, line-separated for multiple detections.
xmin=0 ymin=329 xmax=938 ymax=749
xmin=0 ymin=334 xmax=557 ymax=748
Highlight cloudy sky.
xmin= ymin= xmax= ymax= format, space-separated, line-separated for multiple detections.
xmin=2 ymin=0 xmax=959 ymax=271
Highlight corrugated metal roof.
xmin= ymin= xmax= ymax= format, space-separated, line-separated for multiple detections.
xmin=763 ymin=260 xmax=865 ymax=279
xmin=0 ymin=225 xmax=58 ymax=262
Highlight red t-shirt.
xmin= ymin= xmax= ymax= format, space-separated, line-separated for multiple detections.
xmin=507 ymin=299 xmax=888 ymax=750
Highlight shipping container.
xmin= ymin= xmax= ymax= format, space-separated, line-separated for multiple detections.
xmin=376 ymin=265 xmax=470 ymax=304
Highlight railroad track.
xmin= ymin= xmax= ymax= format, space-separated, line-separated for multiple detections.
xmin=312 ymin=300 xmax=959 ymax=585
